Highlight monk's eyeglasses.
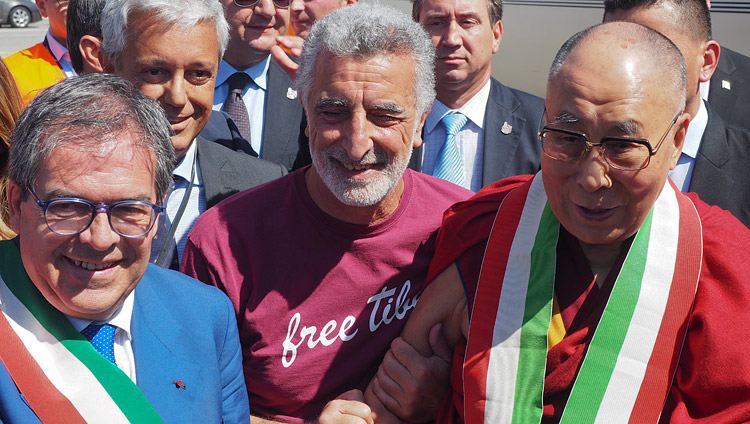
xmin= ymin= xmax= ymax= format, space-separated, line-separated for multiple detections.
xmin=537 ymin=109 xmax=680 ymax=171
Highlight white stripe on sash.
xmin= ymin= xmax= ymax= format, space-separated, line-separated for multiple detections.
xmin=484 ymin=174 xmax=548 ymax=422
xmin=0 ymin=278 xmax=130 ymax=423
xmin=594 ymin=182 xmax=680 ymax=423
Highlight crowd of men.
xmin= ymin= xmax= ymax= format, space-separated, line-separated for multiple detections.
xmin=1 ymin=0 xmax=750 ymax=422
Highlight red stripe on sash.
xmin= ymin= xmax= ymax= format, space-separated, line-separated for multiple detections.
xmin=629 ymin=186 xmax=702 ymax=423
xmin=0 ymin=312 xmax=87 ymax=424
xmin=463 ymin=180 xmax=533 ymax=423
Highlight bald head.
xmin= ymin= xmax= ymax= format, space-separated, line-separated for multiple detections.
xmin=549 ymin=22 xmax=686 ymax=115
xmin=541 ymin=22 xmax=691 ymax=248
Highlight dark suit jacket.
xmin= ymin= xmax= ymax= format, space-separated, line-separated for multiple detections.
xmin=708 ymin=47 xmax=750 ymax=130
xmin=261 ymin=60 xmax=308 ymax=171
xmin=195 ymin=137 xmax=287 ymax=209
xmin=201 ymin=110 xmax=257 ymax=157
xmin=409 ymin=78 xmax=543 ymax=188
xmin=688 ymin=103 xmax=750 ymax=228
xmin=0 ymin=264 xmax=250 ymax=423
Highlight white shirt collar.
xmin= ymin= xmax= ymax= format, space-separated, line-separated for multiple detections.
xmin=425 ymin=78 xmax=492 ymax=132
xmin=45 ymin=30 xmax=68 ymax=62
xmin=172 ymin=140 xmax=202 ymax=185
xmin=66 ymin=288 xmax=135 ymax=338
xmin=699 ymin=80 xmax=710 ymax=101
xmin=682 ymin=99 xmax=708 ymax=159
xmin=216 ymin=56 xmax=270 ymax=91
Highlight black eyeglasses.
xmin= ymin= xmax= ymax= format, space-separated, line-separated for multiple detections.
xmin=29 ymin=188 xmax=164 ymax=238
xmin=234 ymin=0 xmax=291 ymax=9
xmin=538 ymin=114 xmax=679 ymax=171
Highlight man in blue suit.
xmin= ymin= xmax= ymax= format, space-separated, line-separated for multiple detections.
xmin=0 ymin=73 xmax=250 ymax=423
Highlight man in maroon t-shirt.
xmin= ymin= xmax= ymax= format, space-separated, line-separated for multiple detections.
xmin=182 ymin=4 xmax=472 ymax=423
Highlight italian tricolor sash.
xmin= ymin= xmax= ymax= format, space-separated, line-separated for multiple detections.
xmin=463 ymin=172 xmax=702 ymax=423
xmin=0 ymin=240 xmax=163 ymax=423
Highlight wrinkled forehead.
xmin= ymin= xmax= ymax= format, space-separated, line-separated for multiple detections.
xmin=545 ymin=52 xmax=673 ymax=133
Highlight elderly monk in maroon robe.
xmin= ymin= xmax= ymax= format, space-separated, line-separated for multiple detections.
xmin=360 ymin=21 xmax=750 ymax=424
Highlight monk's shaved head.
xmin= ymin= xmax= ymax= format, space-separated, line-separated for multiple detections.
xmin=548 ymin=22 xmax=686 ymax=115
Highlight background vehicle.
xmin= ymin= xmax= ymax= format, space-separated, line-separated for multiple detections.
xmin=0 ymin=0 xmax=41 ymax=28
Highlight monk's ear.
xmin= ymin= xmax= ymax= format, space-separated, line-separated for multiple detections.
xmin=668 ymin=112 xmax=690 ymax=170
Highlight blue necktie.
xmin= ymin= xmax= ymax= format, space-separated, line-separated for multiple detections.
xmin=434 ymin=112 xmax=468 ymax=186
xmin=81 ymin=323 xmax=117 ymax=364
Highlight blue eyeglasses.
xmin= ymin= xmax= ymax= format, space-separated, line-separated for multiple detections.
xmin=29 ymin=188 xmax=165 ymax=238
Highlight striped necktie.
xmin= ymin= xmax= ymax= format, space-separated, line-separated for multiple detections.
xmin=433 ymin=112 xmax=468 ymax=186
xmin=81 ymin=323 xmax=116 ymax=364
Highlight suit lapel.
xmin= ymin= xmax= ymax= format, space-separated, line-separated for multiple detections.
xmin=195 ymin=138 xmax=232 ymax=209
xmin=132 ymin=271 xmax=203 ymax=421
xmin=688 ymin=105 xmax=733 ymax=203
xmin=481 ymin=79 xmax=527 ymax=186
xmin=708 ymin=51 xmax=740 ymax=123
xmin=262 ymin=61 xmax=300 ymax=168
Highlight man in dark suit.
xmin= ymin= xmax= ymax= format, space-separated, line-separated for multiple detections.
xmin=604 ymin=0 xmax=750 ymax=228
xmin=0 ymin=73 xmax=249 ymax=423
xmin=408 ymin=0 xmax=542 ymax=192
xmin=214 ymin=0 xmax=307 ymax=171
xmin=101 ymin=0 xmax=286 ymax=268
xmin=707 ymin=47 xmax=750 ymax=130
xmin=65 ymin=0 xmax=256 ymax=156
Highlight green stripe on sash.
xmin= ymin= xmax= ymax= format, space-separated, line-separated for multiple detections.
xmin=512 ymin=204 xmax=558 ymax=424
xmin=560 ymin=209 xmax=654 ymax=423
xmin=0 ymin=241 xmax=163 ymax=423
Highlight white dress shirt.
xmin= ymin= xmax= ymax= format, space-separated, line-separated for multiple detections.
xmin=422 ymin=79 xmax=491 ymax=192
xmin=166 ymin=141 xmax=205 ymax=262
xmin=67 ymin=291 xmax=137 ymax=383
xmin=213 ymin=57 xmax=270 ymax=156
xmin=45 ymin=31 xmax=76 ymax=78
xmin=670 ymin=99 xmax=708 ymax=192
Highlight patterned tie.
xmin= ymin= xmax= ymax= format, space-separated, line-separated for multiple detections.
xmin=223 ymin=72 xmax=253 ymax=143
xmin=81 ymin=323 xmax=117 ymax=364
xmin=433 ymin=112 xmax=468 ymax=186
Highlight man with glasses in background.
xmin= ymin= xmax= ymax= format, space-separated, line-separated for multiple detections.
xmin=0 ymin=73 xmax=249 ymax=423
xmin=363 ymin=22 xmax=750 ymax=423
xmin=216 ymin=0 xmax=308 ymax=170
xmin=5 ymin=0 xmax=74 ymax=105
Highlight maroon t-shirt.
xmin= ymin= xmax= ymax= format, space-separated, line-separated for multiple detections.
xmin=182 ymin=167 xmax=471 ymax=422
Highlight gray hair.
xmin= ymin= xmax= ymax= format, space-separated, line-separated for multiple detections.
xmin=297 ymin=3 xmax=436 ymax=118
xmin=101 ymin=0 xmax=229 ymax=70
xmin=9 ymin=73 xmax=175 ymax=202
xmin=548 ymin=22 xmax=686 ymax=114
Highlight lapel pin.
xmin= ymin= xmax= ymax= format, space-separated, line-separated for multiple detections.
xmin=286 ymin=87 xmax=298 ymax=100
xmin=501 ymin=121 xmax=513 ymax=135
xmin=722 ymin=80 xmax=731 ymax=90
xmin=173 ymin=380 xmax=187 ymax=389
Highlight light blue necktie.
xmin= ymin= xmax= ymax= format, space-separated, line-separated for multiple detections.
xmin=81 ymin=323 xmax=117 ymax=364
xmin=433 ymin=112 xmax=468 ymax=186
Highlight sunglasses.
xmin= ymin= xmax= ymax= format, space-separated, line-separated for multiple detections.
xmin=234 ymin=0 xmax=291 ymax=8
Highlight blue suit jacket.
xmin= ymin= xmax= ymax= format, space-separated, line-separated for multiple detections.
xmin=0 ymin=264 xmax=250 ymax=423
